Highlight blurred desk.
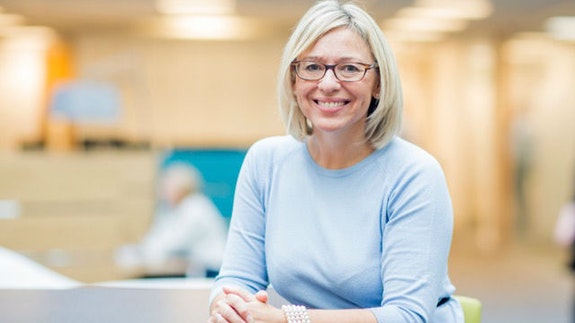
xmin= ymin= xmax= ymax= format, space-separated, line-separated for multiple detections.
xmin=0 ymin=279 xmax=213 ymax=323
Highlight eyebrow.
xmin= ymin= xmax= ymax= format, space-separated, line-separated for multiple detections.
xmin=298 ymin=55 xmax=368 ymax=62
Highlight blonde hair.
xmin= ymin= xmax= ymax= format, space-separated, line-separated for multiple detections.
xmin=277 ymin=0 xmax=403 ymax=149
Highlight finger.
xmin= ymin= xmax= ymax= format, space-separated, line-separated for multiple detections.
xmin=254 ymin=290 xmax=269 ymax=303
xmin=223 ymin=286 xmax=255 ymax=302
xmin=226 ymin=293 xmax=253 ymax=322
xmin=214 ymin=299 xmax=245 ymax=323
xmin=207 ymin=313 xmax=222 ymax=323
xmin=214 ymin=313 xmax=229 ymax=323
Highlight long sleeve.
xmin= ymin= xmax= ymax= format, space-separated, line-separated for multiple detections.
xmin=209 ymin=136 xmax=462 ymax=322
xmin=371 ymin=153 xmax=454 ymax=322
xmin=210 ymin=142 xmax=272 ymax=301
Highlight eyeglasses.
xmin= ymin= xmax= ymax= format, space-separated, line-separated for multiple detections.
xmin=291 ymin=60 xmax=378 ymax=82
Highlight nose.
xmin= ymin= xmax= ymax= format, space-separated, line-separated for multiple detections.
xmin=318 ymin=68 xmax=341 ymax=92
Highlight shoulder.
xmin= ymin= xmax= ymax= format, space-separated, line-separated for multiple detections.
xmin=179 ymin=194 xmax=220 ymax=214
xmin=245 ymin=135 xmax=303 ymax=165
xmin=379 ymin=137 xmax=442 ymax=169
xmin=374 ymin=137 xmax=446 ymax=185
xmin=249 ymin=135 xmax=301 ymax=153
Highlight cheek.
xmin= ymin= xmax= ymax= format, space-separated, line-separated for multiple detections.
xmin=292 ymin=79 xmax=303 ymax=96
xmin=292 ymin=82 xmax=306 ymax=105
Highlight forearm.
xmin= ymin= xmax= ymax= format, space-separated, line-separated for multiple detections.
xmin=306 ymin=308 xmax=377 ymax=323
xmin=212 ymin=287 xmax=378 ymax=323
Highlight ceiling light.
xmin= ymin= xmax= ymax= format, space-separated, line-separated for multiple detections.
xmin=0 ymin=14 xmax=25 ymax=27
xmin=385 ymin=16 xmax=468 ymax=33
xmin=384 ymin=29 xmax=446 ymax=42
xmin=398 ymin=5 xmax=487 ymax=22
xmin=545 ymin=16 xmax=575 ymax=41
xmin=156 ymin=0 xmax=235 ymax=15
xmin=144 ymin=15 xmax=261 ymax=40
xmin=0 ymin=26 xmax=55 ymax=38
xmin=415 ymin=0 xmax=493 ymax=20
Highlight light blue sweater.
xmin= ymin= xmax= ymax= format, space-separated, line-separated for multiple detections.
xmin=211 ymin=136 xmax=463 ymax=322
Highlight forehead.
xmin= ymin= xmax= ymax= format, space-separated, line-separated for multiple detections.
xmin=300 ymin=27 xmax=372 ymax=61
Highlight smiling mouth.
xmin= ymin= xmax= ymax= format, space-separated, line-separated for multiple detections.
xmin=315 ymin=100 xmax=349 ymax=108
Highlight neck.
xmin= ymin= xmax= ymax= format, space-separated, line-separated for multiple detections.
xmin=307 ymin=134 xmax=374 ymax=170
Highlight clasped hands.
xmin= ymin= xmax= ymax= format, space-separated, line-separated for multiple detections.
xmin=209 ymin=286 xmax=285 ymax=323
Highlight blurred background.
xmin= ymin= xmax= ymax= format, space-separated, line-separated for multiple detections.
xmin=0 ymin=0 xmax=573 ymax=321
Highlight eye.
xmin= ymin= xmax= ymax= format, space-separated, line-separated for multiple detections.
xmin=339 ymin=64 xmax=361 ymax=73
xmin=302 ymin=62 xmax=324 ymax=72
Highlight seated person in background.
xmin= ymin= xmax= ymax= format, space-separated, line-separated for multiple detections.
xmin=116 ymin=163 xmax=228 ymax=278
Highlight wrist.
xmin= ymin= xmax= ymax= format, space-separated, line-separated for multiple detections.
xmin=276 ymin=307 xmax=288 ymax=323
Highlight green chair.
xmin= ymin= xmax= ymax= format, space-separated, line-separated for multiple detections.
xmin=454 ymin=295 xmax=482 ymax=323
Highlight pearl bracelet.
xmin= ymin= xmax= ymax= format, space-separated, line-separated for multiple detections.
xmin=281 ymin=305 xmax=311 ymax=323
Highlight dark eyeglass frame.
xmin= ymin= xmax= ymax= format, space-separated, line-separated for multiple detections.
xmin=291 ymin=60 xmax=378 ymax=82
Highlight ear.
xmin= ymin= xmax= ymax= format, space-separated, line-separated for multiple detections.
xmin=372 ymin=78 xmax=381 ymax=98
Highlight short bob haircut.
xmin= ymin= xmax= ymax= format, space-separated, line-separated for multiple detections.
xmin=277 ymin=0 xmax=403 ymax=149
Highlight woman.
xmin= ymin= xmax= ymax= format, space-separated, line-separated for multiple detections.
xmin=209 ymin=0 xmax=463 ymax=322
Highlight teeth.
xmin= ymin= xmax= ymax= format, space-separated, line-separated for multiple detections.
xmin=318 ymin=101 xmax=345 ymax=108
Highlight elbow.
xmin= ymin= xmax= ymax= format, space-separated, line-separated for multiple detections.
xmin=371 ymin=304 xmax=430 ymax=323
